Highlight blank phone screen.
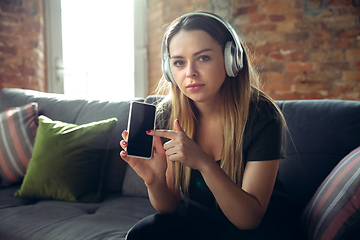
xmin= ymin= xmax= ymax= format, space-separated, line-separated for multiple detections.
xmin=126 ymin=102 xmax=156 ymax=159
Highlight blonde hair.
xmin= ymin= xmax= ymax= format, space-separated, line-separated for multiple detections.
xmin=154 ymin=13 xmax=285 ymax=196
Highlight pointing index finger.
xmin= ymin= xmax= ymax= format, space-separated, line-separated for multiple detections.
xmin=147 ymin=130 xmax=177 ymax=140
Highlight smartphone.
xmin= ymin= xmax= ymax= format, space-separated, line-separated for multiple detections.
xmin=126 ymin=101 xmax=156 ymax=159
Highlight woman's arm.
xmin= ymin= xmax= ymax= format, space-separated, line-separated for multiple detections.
xmin=120 ymin=132 xmax=181 ymax=213
xmin=146 ymin=159 xmax=181 ymax=213
xmin=199 ymin=159 xmax=279 ymax=229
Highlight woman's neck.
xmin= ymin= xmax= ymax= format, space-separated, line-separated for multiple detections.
xmin=193 ymin=93 xmax=221 ymax=120
xmin=196 ymin=103 xmax=219 ymax=119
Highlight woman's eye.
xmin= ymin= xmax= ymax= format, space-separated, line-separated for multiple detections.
xmin=198 ymin=56 xmax=209 ymax=62
xmin=173 ymin=61 xmax=183 ymax=67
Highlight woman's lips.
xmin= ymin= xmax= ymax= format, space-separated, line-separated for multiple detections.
xmin=186 ymin=83 xmax=205 ymax=91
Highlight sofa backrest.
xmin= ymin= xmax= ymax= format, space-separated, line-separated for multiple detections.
xmin=1 ymin=89 xmax=360 ymax=208
xmin=276 ymin=100 xmax=360 ymax=210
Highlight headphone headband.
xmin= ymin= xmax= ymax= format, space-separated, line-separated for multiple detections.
xmin=161 ymin=12 xmax=244 ymax=85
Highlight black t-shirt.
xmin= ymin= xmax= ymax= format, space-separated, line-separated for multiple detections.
xmin=188 ymin=100 xmax=285 ymax=212
xmin=156 ymin=99 xmax=285 ymax=214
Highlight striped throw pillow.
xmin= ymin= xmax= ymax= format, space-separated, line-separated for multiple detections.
xmin=0 ymin=103 xmax=38 ymax=187
xmin=301 ymin=146 xmax=360 ymax=240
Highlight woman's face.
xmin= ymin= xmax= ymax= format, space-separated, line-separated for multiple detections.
xmin=169 ymin=30 xmax=227 ymax=105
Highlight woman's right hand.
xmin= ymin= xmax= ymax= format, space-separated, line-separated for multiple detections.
xmin=120 ymin=130 xmax=168 ymax=186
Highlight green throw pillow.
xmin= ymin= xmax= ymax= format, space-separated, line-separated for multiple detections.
xmin=14 ymin=115 xmax=118 ymax=203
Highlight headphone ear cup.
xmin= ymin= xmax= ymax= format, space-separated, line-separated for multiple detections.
xmin=224 ymin=41 xmax=239 ymax=77
xmin=167 ymin=58 xmax=176 ymax=85
xmin=163 ymin=56 xmax=176 ymax=85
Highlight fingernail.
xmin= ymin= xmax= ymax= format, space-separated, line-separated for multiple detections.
xmin=122 ymin=141 xmax=127 ymax=145
xmin=122 ymin=151 xmax=127 ymax=155
xmin=146 ymin=130 xmax=151 ymax=133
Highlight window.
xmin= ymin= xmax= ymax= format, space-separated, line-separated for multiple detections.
xmin=45 ymin=0 xmax=147 ymax=100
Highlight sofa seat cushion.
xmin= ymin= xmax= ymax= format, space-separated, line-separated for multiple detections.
xmin=0 ymin=186 xmax=156 ymax=240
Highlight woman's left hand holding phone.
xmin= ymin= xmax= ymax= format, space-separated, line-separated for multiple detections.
xmin=120 ymin=130 xmax=167 ymax=186
xmin=120 ymin=130 xmax=181 ymax=213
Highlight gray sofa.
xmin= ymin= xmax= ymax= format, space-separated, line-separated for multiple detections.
xmin=0 ymin=88 xmax=359 ymax=240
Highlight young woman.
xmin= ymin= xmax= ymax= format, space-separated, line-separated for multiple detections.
xmin=120 ymin=12 xmax=293 ymax=240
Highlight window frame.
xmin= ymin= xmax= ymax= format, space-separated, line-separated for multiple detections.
xmin=44 ymin=0 xmax=148 ymax=98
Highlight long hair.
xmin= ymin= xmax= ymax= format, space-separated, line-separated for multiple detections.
xmin=154 ymin=12 xmax=285 ymax=196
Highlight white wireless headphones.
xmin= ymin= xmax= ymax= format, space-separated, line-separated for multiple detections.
xmin=161 ymin=12 xmax=244 ymax=85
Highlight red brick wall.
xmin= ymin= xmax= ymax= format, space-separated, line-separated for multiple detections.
xmin=1 ymin=0 xmax=359 ymax=101
xmin=0 ymin=0 xmax=46 ymax=92
xmin=147 ymin=0 xmax=360 ymax=100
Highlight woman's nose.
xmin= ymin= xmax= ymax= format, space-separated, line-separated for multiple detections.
xmin=186 ymin=62 xmax=198 ymax=78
